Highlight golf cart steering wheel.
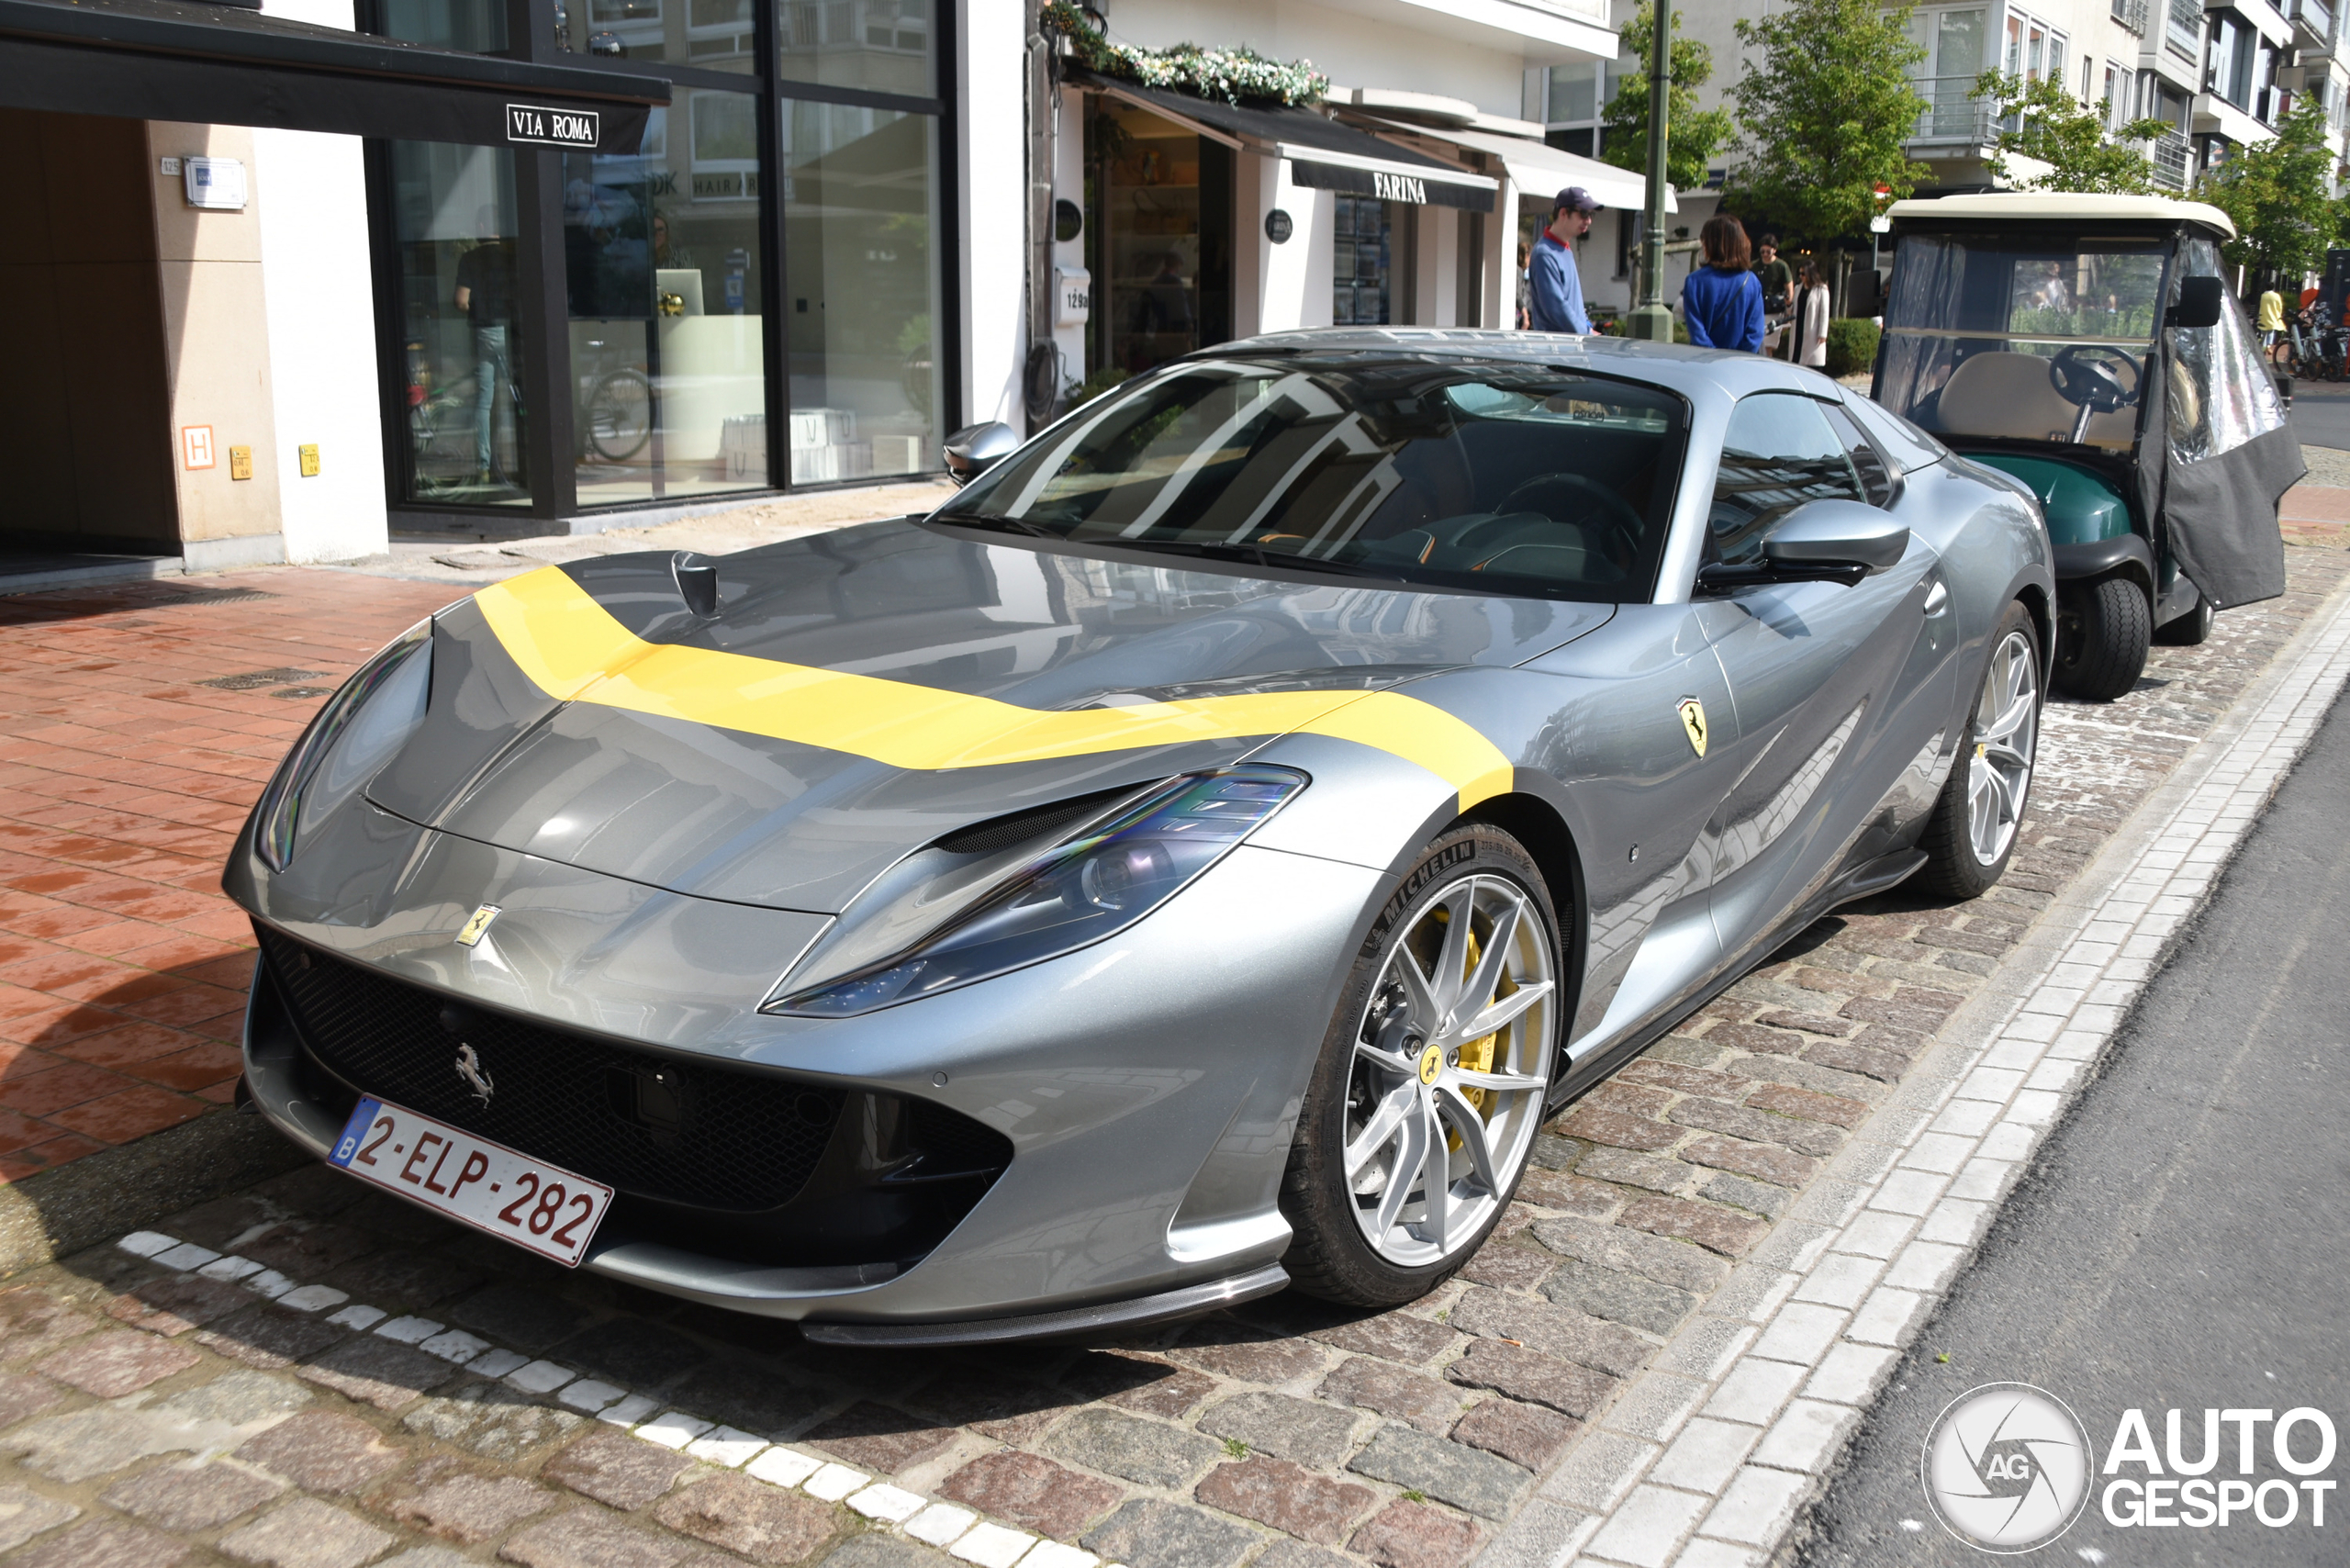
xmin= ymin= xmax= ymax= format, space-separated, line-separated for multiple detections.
xmin=2048 ymin=344 xmax=2142 ymax=444
xmin=2049 ymin=344 xmax=2142 ymax=412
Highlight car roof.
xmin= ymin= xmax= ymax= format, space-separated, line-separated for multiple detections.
xmin=1204 ymin=328 xmax=1848 ymax=402
xmin=1886 ymin=190 xmax=2236 ymax=240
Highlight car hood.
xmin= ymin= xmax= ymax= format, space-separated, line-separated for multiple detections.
xmin=367 ymin=521 xmax=1611 ymax=913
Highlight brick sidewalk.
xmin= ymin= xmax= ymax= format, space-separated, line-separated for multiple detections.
xmin=0 ymin=577 xmax=459 ymax=1179
xmin=0 ymin=510 xmax=2342 ymax=1568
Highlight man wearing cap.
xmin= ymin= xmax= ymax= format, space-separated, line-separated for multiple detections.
xmin=1527 ymin=187 xmax=1599 ymax=334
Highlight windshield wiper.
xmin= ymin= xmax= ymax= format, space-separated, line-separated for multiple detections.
xmin=1109 ymin=538 xmax=1406 ymax=582
xmin=933 ymin=511 xmax=1060 ymax=538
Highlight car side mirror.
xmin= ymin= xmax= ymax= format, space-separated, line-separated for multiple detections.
xmin=1697 ymin=499 xmax=1910 ymax=593
xmin=2168 ymin=275 xmax=2223 ymax=330
xmin=943 ymin=421 xmax=1021 ymax=485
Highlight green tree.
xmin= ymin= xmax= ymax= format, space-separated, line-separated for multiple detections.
xmin=1971 ymin=71 xmax=2173 ymax=195
xmin=2198 ymin=103 xmax=2336 ymax=286
xmin=1601 ymin=3 xmax=1737 ymax=194
xmin=1726 ymin=0 xmax=1930 ymax=245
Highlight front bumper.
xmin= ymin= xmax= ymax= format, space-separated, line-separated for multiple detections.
xmin=231 ymin=807 xmax=1381 ymax=1339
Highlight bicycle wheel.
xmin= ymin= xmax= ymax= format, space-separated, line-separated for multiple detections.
xmin=409 ymin=394 xmax=475 ymax=496
xmin=585 ymin=370 xmax=654 ymax=463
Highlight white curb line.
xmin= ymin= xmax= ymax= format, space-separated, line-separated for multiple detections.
xmin=1478 ymin=569 xmax=2350 ymax=1568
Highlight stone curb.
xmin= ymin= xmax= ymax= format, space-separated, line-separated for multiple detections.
xmin=1472 ymin=564 xmax=2350 ymax=1568
xmin=104 ymin=1224 xmax=1128 ymax=1568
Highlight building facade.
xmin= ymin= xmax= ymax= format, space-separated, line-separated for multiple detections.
xmin=2 ymin=0 xmax=1649 ymax=581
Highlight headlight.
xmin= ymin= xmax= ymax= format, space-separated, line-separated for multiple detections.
xmin=767 ymin=766 xmax=1308 ymax=1017
xmin=252 ymin=620 xmax=433 ymax=869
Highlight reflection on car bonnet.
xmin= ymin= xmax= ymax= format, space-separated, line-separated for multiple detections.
xmin=469 ymin=565 xmax=1517 ymax=809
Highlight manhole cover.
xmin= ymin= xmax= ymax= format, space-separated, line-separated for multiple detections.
xmin=270 ymin=686 xmax=336 ymax=700
xmin=202 ymin=667 xmax=324 ymax=690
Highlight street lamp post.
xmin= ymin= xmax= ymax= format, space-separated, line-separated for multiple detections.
xmin=1623 ymin=0 xmax=1675 ymax=341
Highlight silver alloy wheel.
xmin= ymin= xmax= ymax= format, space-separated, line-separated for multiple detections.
xmin=1967 ymin=628 xmax=2040 ymax=866
xmin=1344 ymin=874 xmax=1554 ymax=1267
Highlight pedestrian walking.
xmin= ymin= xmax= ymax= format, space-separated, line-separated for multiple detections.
xmin=1516 ymin=241 xmax=1531 ymax=330
xmin=1681 ymin=215 xmax=1763 ymax=353
xmin=1526 ymin=187 xmax=1600 ymax=334
xmin=1756 ymin=234 xmax=1793 ymax=358
xmin=2259 ymin=285 xmax=2286 ymax=350
xmin=1795 ymin=259 xmax=1830 ymax=368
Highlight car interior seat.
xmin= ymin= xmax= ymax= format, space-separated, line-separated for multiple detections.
xmin=1935 ymin=351 xmax=2134 ymax=448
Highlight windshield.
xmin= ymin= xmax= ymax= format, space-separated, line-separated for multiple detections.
xmin=936 ymin=355 xmax=1687 ymax=602
xmin=1874 ymin=231 xmax=2169 ymax=451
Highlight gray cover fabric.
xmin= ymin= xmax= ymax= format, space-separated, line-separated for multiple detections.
xmin=2162 ymin=421 xmax=2301 ymax=609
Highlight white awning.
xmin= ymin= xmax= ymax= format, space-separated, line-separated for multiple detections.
xmin=1361 ymin=118 xmax=1673 ymax=214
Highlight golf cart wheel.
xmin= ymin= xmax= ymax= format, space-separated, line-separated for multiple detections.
xmin=2053 ymin=575 xmax=2150 ymax=701
xmin=1919 ymin=602 xmax=2040 ymax=901
xmin=1280 ymin=824 xmax=1558 ymax=1307
xmin=2154 ymin=595 xmax=2215 ymax=646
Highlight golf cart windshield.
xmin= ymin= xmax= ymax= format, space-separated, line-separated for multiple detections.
xmin=1875 ymin=232 xmax=2169 ymax=451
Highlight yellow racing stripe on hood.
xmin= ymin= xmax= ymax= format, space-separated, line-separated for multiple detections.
xmin=475 ymin=566 xmax=1514 ymax=810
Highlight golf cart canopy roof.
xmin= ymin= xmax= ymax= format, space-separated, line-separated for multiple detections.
xmin=1886 ymin=192 xmax=2235 ymax=241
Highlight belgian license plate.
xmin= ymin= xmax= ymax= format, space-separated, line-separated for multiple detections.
xmin=328 ymin=1097 xmax=612 ymax=1267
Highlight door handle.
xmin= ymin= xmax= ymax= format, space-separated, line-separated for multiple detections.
xmin=1921 ymin=580 xmax=1950 ymax=615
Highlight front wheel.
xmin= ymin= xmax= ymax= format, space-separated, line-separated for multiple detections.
xmin=1281 ymin=825 xmax=1560 ymax=1307
xmin=2052 ymin=574 xmax=2150 ymax=700
xmin=1918 ymin=604 xmax=2041 ymax=900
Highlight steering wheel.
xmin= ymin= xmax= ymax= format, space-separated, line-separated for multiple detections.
xmin=2049 ymin=344 xmax=2142 ymax=413
xmin=1484 ymin=473 xmax=1648 ymax=569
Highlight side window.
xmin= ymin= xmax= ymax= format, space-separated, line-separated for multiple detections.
xmin=1822 ymin=403 xmax=1897 ymax=507
xmin=1710 ymin=394 xmax=1863 ymax=563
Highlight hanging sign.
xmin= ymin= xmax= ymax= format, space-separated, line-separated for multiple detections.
xmin=506 ymin=104 xmax=601 ymax=150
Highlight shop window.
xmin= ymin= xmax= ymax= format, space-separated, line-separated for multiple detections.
xmin=390 ymin=142 xmax=530 ymax=507
xmin=378 ymin=0 xmax=506 ymax=53
xmin=1086 ymin=99 xmax=1233 ymax=378
xmin=782 ymin=98 xmax=940 ymax=482
xmin=565 ymin=85 xmax=770 ymax=505
xmin=560 ymin=0 xmax=755 ymax=73
xmin=778 ymin=0 xmax=933 ymax=97
xmin=1333 ymin=195 xmax=1394 ymax=326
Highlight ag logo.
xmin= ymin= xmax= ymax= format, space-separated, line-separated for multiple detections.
xmin=1677 ymin=697 xmax=1708 ymax=757
xmin=1922 ymin=1383 xmax=2095 ymax=1552
xmin=454 ymin=904 xmax=501 ymax=947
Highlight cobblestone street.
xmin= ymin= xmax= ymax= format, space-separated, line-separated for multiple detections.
xmin=0 ymin=499 xmax=2343 ymax=1568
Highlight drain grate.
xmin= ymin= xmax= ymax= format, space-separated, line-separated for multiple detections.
xmin=153 ymin=586 xmax=278 ymax=606
xmin=202 ymin=667 xmax=324 ymax=690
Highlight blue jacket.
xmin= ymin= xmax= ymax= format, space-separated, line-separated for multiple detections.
xmin=1682 ymin=265 xmax=1764 ymax=353
xmin=1527 ymin=232 xmax=1589 ymax=333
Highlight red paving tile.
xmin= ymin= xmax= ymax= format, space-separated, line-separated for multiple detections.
xmin=0 ymin=570 xmax=455 ymax=1182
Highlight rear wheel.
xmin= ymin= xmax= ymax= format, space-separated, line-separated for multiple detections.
xmin=2052 ymin=574 xmax=2150 ymax=700
xmin=1919 ymin=603 xmax=2041 ymax=900
xmin=1281 ymin=825 xmax=1559 ymax=1307
xmin=2154 ymin=594 xmax=2215 ymax=646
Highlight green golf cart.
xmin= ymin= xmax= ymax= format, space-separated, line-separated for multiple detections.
xmin=1872 ymin=193 xmax=2302 ymax=699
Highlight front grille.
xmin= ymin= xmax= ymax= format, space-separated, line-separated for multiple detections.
xmin=257 ymin=927 xmax=842 ymax=1212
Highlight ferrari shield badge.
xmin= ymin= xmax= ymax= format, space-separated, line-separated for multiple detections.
xmin=455 ymin=904 xmax=502 ymax=947
xmin=1677 ymin=698 xmax=1708 ymax=758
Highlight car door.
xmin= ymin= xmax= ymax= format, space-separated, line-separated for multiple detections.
xmin=1700 ymin=392 xmax=1954 ymax=959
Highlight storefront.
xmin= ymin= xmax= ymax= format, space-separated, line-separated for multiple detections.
xmin=371 ymin=0 xmax=958 ymax=528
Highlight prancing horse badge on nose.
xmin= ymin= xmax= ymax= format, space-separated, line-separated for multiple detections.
xmin=455 ymin=905 xmax=501 ymax=947
xmin=1677 ymin=698 xmax=1708 ymax=757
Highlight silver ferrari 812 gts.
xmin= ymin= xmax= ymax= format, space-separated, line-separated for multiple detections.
xmin=229 ymin=333 xmax=2053 ymax=1345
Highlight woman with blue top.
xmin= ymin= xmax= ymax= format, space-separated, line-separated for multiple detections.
xmin=1681 ymin=215 xmax=1765 ymax=353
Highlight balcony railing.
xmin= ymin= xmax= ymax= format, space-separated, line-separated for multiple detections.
xmin=1909 ymin=74 xmax=1996 ymax=143
xmin=2111 ymin=0 xmax=2149 ymax=35
xmin=2288 ymin=0 xmax=2334 ymax=43
xmin=2145 ymin=130 xmax=2191 ymax=190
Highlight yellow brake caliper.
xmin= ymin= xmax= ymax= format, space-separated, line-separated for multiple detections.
xmin=1446 ymin=921 xmax=1510 ymax=1151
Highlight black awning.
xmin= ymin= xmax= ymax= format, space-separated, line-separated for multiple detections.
xmin=1071 ymin=71 xmax=1498 ymax=214
xmin=0 ymin=0 xmax=666 ymax=150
